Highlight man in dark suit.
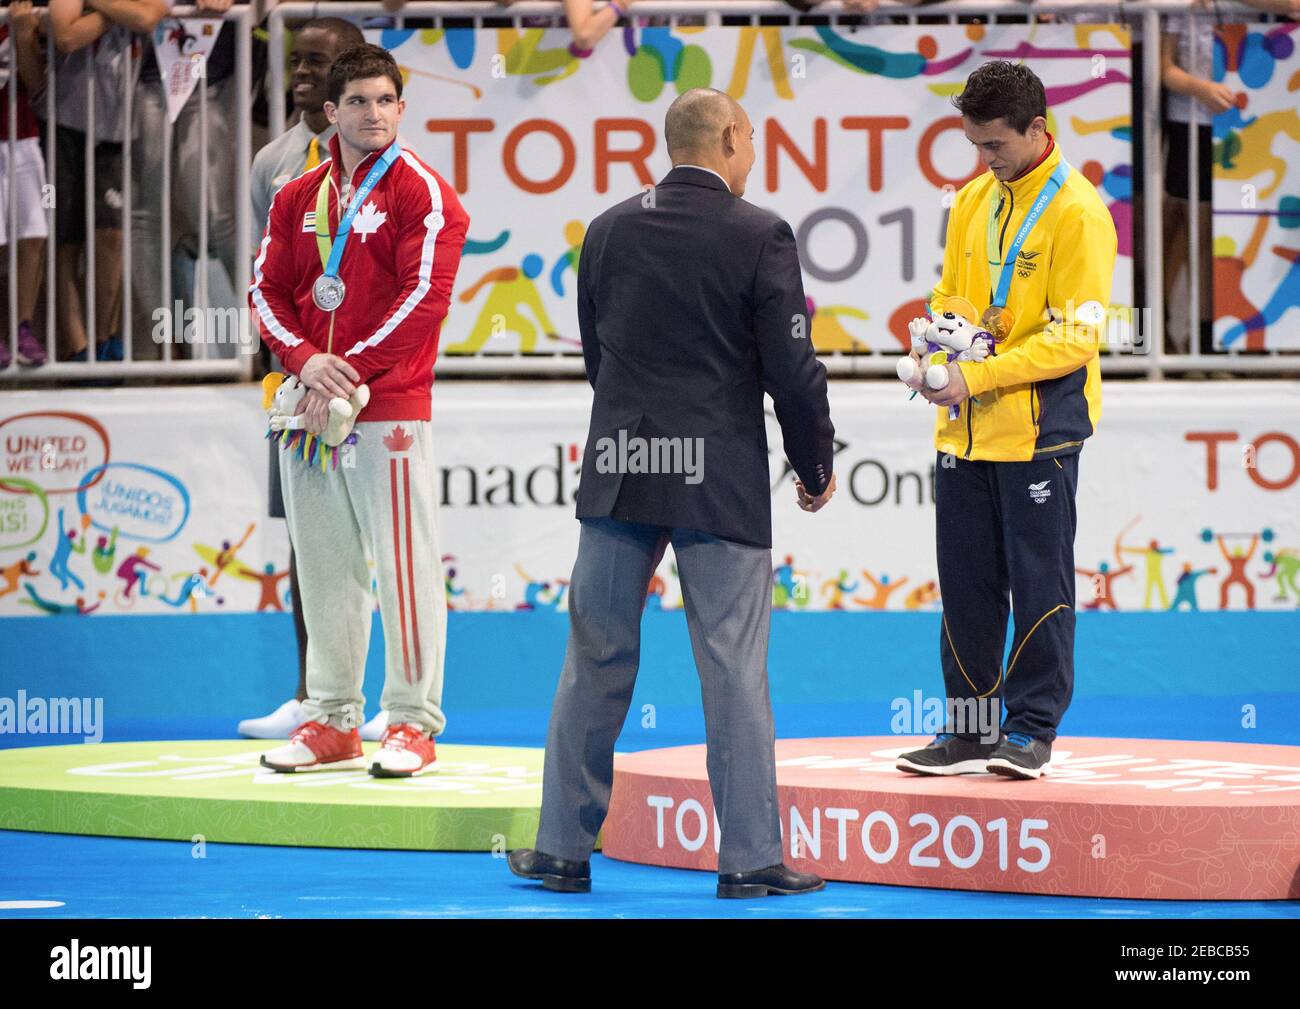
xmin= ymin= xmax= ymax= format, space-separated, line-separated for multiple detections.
xmin=508 ymin=88 xmax=837 ymax=899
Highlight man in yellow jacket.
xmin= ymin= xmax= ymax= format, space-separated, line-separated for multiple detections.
xmin=896 ymin=61 xmax=1117 ymax=780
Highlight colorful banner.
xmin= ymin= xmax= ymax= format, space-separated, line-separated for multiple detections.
xmin=2 ymin=382 xmax=1296 ymax=617
xmin=1212 ymin=23 xmax=1300 ymax=350
xmin=359 ymin=22 xmax=1135 ymax=355
xmin=0 ymin=391 xmax=282 ymax=617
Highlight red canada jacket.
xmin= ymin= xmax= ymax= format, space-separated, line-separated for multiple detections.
xmin=249 ymin=134 xmax=469 ymax=422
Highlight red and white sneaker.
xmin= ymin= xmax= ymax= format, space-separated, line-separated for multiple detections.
xmin=370 ymin=722 xmax=438 ymax=778
xmin=260 ymin=720 xmax=366 ymax=773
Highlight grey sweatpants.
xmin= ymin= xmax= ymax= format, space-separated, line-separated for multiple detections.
xmin=279 ymin=419 xmax=447 ymax=735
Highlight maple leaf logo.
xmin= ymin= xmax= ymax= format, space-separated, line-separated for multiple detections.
xmin=384 ymin=425 xmax=413 ymax=453
xmin=352 ymin=201 xmax=387 ymax=243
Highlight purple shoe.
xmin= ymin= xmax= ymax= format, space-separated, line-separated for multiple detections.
xmin=16 ymin=322 xmax=47 ymax=367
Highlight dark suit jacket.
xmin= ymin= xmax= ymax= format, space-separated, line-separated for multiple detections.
xmin=574 ymin=165 xmax=835 ymax=549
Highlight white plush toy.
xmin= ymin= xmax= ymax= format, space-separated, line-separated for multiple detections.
xmin=262 ymin=372 xmax=370 ymax=449
xmin=895 ymin=311 xmax=996 ymax=392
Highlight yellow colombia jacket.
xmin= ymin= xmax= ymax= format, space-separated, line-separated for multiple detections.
xmin=931 ymin=139 xmax=1118 ymax=461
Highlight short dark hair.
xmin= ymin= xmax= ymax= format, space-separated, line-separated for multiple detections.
xmin=952 ymin=61 xmax=1047 ymax=133
xmin=299 ymin=17 xmax=366 ymax=52
xmin=327 ymin=44 xmax=402 ymax=105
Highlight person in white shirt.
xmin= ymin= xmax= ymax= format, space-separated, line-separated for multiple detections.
xmin=248 ymin=18 xmax=364 ymax=236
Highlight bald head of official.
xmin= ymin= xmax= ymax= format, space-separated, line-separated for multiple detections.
xmin=665 ymin=89 xmax=755 ymax=197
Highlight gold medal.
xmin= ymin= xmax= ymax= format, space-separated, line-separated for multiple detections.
xmin=981 ymin=305 xmax=1015 ymax=342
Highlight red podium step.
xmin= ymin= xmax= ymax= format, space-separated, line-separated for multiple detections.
xmin=602 ymin=737 xmax=1300 ymax=900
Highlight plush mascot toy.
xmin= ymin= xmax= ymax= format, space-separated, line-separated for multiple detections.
xmin=896 ymin=298 xmax=998 ymax=420
xmin=261 ymin=373 xmax=370 ymax=472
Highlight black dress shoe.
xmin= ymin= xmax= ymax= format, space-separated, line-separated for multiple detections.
xmin=717 ymin=863 xmax=825 ymax=899
xmin=507 ymin=848 xmax=591 ymax=893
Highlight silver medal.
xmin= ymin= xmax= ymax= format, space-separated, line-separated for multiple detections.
xmin=312 ymin=274 xmax=346 ymax=312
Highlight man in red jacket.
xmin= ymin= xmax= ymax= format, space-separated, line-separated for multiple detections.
xmin=249 ymin=44 xmax=469 ymax=778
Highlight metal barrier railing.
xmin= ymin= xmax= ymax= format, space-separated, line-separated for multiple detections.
xmin=3 ymin=2 xmax=1295 ymax=381
xmin=0 ymin=4 xmax=253 ymax=382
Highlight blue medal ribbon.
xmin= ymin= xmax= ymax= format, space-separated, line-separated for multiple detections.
xmin=989 ymin=160 xmax=1070 ymax=309
xmin=318 ymin=140 xmax=402 ymax=280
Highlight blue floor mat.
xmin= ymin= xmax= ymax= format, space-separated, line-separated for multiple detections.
xmin=1 ymin=831 xmax=1296 ymax=919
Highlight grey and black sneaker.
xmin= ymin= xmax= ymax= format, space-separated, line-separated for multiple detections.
xmin=986 ymin=732 xmax=1052 ymax=779
xmin=896 ymin=733 xmax=1000 ymax=776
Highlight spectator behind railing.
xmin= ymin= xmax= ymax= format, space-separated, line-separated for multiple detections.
xmin=250 ymin=17 xmax=364 ymax=236
xmin=372 ymin=0 xmax=640 ymax=53
xmin=130 ymin=0 xmax=241 ymax=362
xmin=0 ymin=1 xmax=50 ymax=371
xmin=785 ymin=0 xmax=882 ymax=12
xmin=40 ymin=0 xmax=166 ymax=363
xmin=1160 ymin=0 xmax=1297 ymax=360
xmin=335 ymin=1 xmax=889 ymax=59
xmin=561 ymin=1 xmax=634 ymax=54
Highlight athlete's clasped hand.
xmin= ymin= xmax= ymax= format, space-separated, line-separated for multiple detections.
xmin=300 ymin=352 xmax=361 ymax=399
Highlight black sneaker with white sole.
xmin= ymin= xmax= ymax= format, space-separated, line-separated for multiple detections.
xmin=986 ymin=732 xmax=1052 ymax=779
xmin=896 ymin=733 xmax=1001 ymax=776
